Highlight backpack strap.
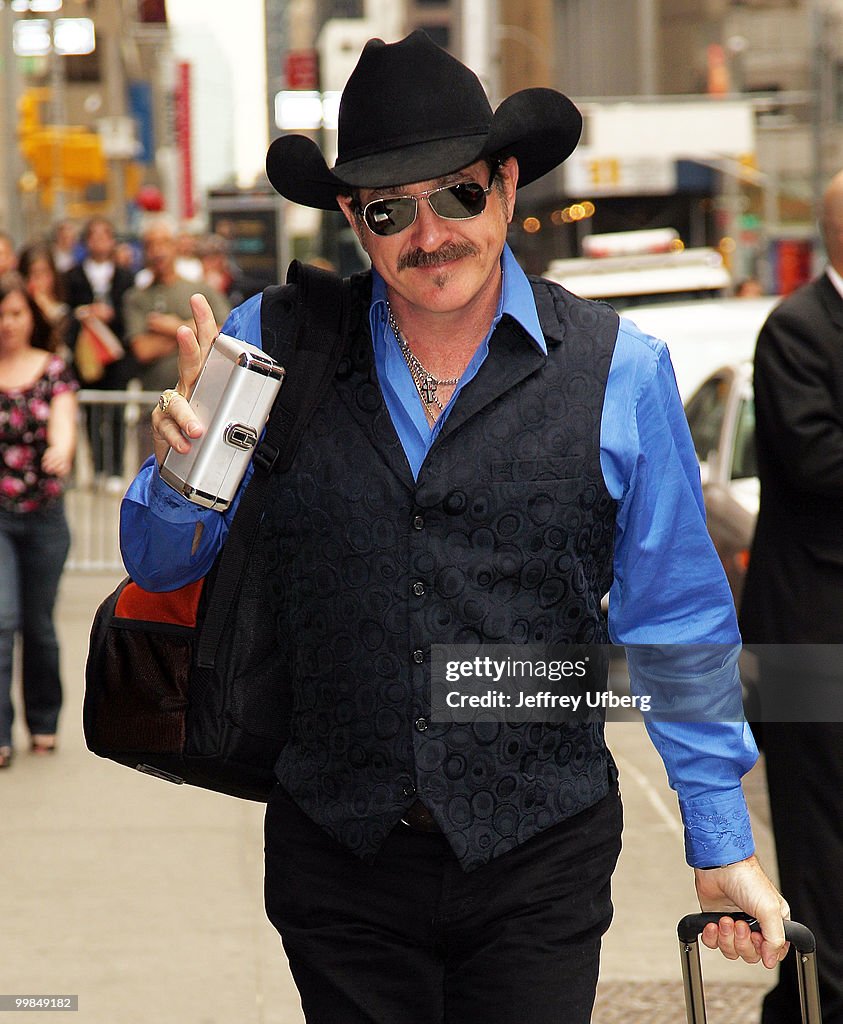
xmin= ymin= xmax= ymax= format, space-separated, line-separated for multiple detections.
xmin=195 ymin=261 xmax=350 ymax=669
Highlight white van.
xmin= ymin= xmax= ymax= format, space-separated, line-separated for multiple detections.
xmin=544 ymin=228 xmax=732 ymax=309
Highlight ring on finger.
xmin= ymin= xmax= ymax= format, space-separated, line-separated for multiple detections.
xmin=158 ymin=388 xmax=181 ymax=413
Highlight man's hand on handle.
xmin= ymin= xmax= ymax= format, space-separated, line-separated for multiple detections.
xmin=150 ymin=294 xmax=218 ymax=467
xmin=694 ymin=853 xmax=790 ymax=968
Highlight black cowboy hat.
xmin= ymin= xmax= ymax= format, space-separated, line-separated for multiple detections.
xmin=266 ymin=30 xmax=582 ymax=211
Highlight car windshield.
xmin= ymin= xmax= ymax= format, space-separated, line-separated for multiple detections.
xmin=731 ymin=396 xmax=757 ymax=480
xmin=685 ymin=375 xmax=729 ymax=463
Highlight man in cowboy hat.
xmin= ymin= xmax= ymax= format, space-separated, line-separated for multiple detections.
xmin=121 ymin=30 xmax=788 ymax=1024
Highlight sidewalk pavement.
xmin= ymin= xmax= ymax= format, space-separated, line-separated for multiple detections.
xmin=0 ymin=569 xmax=780 ymax=1024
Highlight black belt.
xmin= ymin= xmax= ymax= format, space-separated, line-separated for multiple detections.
xmin=400 ymin=800 xmax=441 ymax=833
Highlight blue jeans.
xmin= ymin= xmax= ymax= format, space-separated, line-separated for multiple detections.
xmin=0 ymin=503 xmax=71 ymax=748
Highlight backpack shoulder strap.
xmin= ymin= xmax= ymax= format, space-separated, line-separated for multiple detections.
xmin=196 ymin=261 xmax=350 ymax=669
xmin=255 ymin=259 xmax=351 ymax=475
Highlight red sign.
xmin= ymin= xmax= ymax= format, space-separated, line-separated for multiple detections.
xmin=774 ymin=239 xmax=814 ymax=296
xmin=285 ymin=50 xmax=319 ymax=90
xmin=138 ymin=0 xmax=167 ymax=22
xmin=175 ymin=61 xmax=194 ymax=220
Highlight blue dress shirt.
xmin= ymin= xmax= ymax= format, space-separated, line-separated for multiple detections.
xmin=121 ymin=245 xmax=758 ymax=868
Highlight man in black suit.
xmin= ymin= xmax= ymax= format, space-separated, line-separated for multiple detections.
xmin=740 ymin=169 xmax=843 ymax=1023
xmin=64 ymin=216 xmax=137 ymax=482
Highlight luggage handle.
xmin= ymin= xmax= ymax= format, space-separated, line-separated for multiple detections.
xmin=678 ymin=912 xmax=815 ymax=950
xmin=677 ymin=912 xmax=821 ymax=1024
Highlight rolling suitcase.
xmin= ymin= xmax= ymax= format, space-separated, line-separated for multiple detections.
xmin=677 ymin=912 xmax=821 ymax=1024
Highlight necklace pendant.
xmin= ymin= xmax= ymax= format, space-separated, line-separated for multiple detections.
xmin=419 ymin=375 xmax=438 ymax=404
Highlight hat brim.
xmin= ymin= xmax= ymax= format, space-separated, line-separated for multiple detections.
xmin=266 ymin=88 xmax=582 ymax=211
xmin=487 ymin=89 xmax=582 ymax=189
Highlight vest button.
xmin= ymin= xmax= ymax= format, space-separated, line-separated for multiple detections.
xmin=412 ymin=649 xmax=424 ymax=664
xmin=402 ymin=782 xmax=416 ymax=798
xmin=412 ymin=515 xmax=425 ymax=530
xmin=412 ymin=581 xmax=425 ymax=597
xmin=414 ymin=717 xmax=428 ymax=732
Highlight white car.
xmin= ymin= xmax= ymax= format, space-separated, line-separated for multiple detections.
xmin=620 ymin=295 xmax=777 ymax=400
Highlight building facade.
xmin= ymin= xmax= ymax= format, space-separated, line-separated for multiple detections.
xmin=2 ymin=0 xmax=180 ymax=244
xmin=266 ymin=0 xmax=843 ymax=286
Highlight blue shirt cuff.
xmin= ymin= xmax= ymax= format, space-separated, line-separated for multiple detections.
xmin=680 ymin=787 xmax=755 ymax=867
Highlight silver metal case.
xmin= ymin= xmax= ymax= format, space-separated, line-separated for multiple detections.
xmin=160 ymin=333 xmax=285 ymax=510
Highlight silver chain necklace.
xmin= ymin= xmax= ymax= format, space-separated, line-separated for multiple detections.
xmin=387 ymin=304 xmax=459 ymax=410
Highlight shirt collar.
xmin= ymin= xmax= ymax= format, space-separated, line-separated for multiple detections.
xmin=369 ymin=243 xmax=547 ymax=354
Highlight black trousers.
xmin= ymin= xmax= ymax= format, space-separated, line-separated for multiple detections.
xmin=761 ymin=721 xmax=843 ymax=1024
xmin=264 ymin=783 xmax=623 ymax=1024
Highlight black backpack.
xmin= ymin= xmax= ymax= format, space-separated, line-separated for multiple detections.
xmin=83 ymin=262 xmax=349 ymax=800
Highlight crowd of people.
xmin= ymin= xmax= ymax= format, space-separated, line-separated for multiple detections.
xmin=0 ymin=212 xmax=257 ymax=768
xmin=0 ymin=215 xmax=263 ymax=482
xmin=2 ymin=214 xmax=260 ymax=352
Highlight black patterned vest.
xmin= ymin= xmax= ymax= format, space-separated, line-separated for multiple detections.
xmin=263 ymin=272 xmax=619 ymax=870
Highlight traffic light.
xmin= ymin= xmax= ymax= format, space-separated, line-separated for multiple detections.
xmin=17 ymin=88 xmax=49 ymax=143
xmin=17 ymin=86 xmax=107 ymax=195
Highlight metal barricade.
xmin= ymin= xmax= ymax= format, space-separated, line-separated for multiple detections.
xmin=66 ymin=384 xmax=159 ymax=572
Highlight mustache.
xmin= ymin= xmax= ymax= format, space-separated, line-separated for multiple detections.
xmin=397 ymin=241 xmax=478 ymax=271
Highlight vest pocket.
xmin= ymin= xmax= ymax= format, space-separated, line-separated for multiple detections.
xmin=489 ymin=457 xmax=583 ymax=483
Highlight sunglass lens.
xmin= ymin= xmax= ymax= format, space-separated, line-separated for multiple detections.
xmin=363 ymin=181 xmax=489 ymax=235
xmin=365 ymin=198 xmax=416 ymax=236
xmin=429 ymin=182 xmax=488 ymax=219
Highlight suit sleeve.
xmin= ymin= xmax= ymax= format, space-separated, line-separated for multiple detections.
xmin=753 ymin=288 xmax=843 ymax=496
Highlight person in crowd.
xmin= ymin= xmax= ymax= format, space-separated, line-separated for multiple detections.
xmin=114 ymin=240 xmax=141 ymax=275
xmin=134 ymin=225 xmax=204 ymax=290
xmin=736 ymin=277 xmax=765 ymax=298
xmin=0 ymin=273 xmax=77 ymax=768
xmin=174 ymin=228 xmax=203 ymax=282
xmin=739 ymin=167 xmax=843 ymax=1024
xmin=196 ymin=233 xmax=262 ymax=308
xmin=64 ymin=216 xmax=138 ymax=484
xmin=122 ymin=214 xmax=230 ymax=393
xmin=51 ymin=219 xmax=82 ymax=274
xmin=0 ymin=232 xmax=17 ymax=276
xmin=18 ymin=243 xmax=71 ymax=337
xmin=119 ymin=32 xmax=788 ymax=1024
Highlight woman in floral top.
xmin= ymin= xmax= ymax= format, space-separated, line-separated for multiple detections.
xmin=0 ymin=272 xmax=78 ymax=768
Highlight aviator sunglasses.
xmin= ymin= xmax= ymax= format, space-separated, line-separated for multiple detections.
xmin=359 ymin=168 xmax=498 ymax=237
